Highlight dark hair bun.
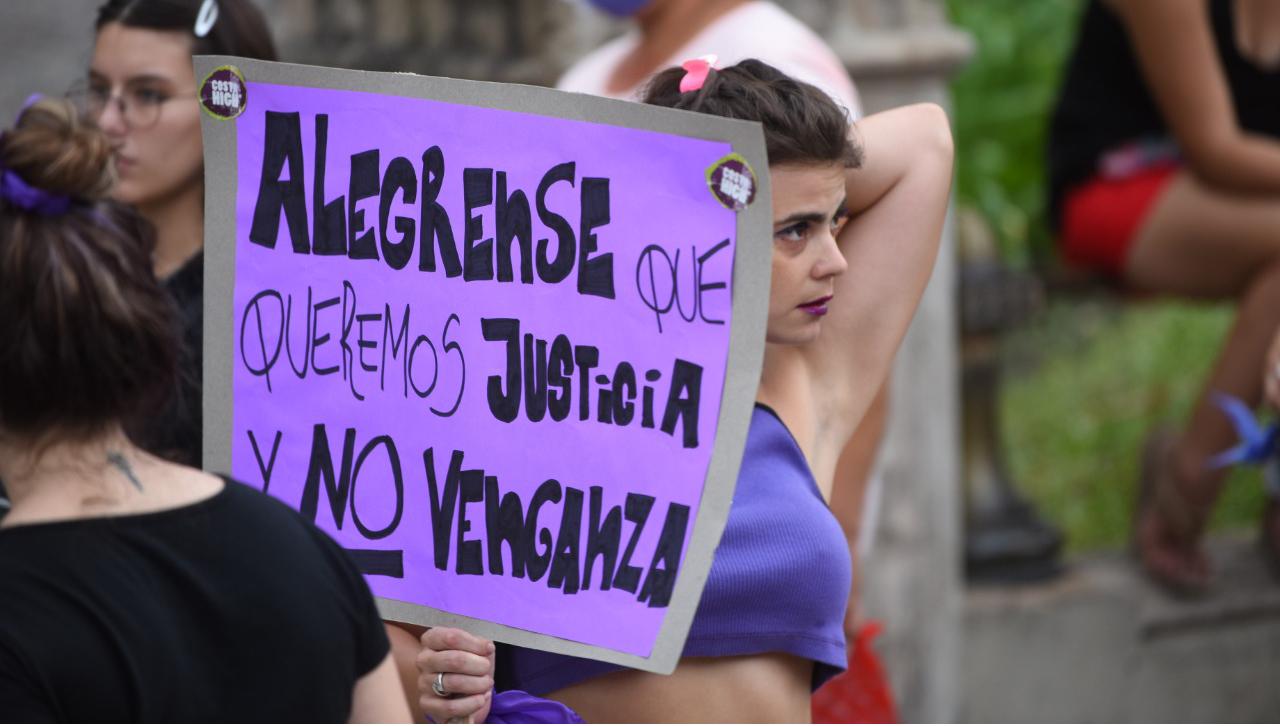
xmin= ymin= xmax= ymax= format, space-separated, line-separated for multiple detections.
xmin=0 ymin=97 xmax=178 ymax=442
xmin=0 ymin=97 xmax=114 ymax=202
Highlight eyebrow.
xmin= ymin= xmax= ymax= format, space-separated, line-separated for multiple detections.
xmin=88 ymin=70 xmax=177 ymax=87
xmin=774 ymin=211 xmax=826 ymax=227
xmin=773 ymin=197 xmax=850 ymax=227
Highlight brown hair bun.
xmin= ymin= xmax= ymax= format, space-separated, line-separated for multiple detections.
xmin=0 ymin=98 xmax=178 ymax=444
xmin=0 ymin=97 xmax=114 ymax=202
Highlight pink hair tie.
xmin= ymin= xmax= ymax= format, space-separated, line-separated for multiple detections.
xmin=679 ymin=54 xmax=718 ymax=93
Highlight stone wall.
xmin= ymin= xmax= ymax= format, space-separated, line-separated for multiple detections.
xmin=806 ymin=4 xmax=972 ymax=721
xmin=0 ymin=0 xmax=95 ymax=120
xmin=263 ymin=0 xmax=614 ymax=84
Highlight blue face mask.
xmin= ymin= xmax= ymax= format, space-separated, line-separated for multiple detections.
xmin=586 ymin=0 xmax=654 ymax=17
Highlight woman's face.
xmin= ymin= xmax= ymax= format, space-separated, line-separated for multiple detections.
xmin=766 ymin=163 xmax=849 ymax=345
xmin=89 ymin=23 xmax=203 ymax=209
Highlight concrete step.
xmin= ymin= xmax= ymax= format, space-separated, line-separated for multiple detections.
xmin=960 ymin=533 xmax=1280 ymax=722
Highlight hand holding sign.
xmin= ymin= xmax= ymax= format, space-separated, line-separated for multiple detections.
xmin=416 ymin=627 xmax=494 ymax=724
xmin=197 ymin=56 xmax=770 ymax=672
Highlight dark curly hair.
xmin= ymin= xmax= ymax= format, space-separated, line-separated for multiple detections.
xmin=642 ymin=58 xmax=861 ymax=169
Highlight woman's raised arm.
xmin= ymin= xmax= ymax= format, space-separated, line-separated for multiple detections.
xmin=803 ymin=103 xmax=952 ymax=455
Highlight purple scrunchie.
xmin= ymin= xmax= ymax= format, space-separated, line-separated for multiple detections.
xmin=485 ymin=690 xmax=584 ymax=724
xmin=0 ymin=168 xmax=72 ymax=216
xmin=1 ymin=94 xmax=74 ymax=217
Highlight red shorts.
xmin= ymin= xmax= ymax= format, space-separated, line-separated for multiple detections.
xmin=1059 ymin=163 xmax=1179 ymax=278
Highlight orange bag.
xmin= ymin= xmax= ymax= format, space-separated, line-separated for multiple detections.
xmin=811 ymin=621 xmax=899 ymax=724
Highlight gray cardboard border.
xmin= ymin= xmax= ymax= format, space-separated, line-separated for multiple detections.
xmin=196 ymin=56 xmax=771 ymax=675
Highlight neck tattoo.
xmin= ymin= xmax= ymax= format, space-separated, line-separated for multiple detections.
xmin=107 ymin=452 xmax=143 ymax=492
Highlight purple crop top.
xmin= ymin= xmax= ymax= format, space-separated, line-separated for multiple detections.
xmin=501 ymin=404 xmax=852 ymax=695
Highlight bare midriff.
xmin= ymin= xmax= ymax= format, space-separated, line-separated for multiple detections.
xmin=548 ymin=652 xmax=812 ymax=723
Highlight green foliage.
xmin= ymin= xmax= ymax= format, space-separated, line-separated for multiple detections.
xmin=946 ymin=0 xmax=1085 ymax=267
xmin=946 ymin=2 xmax=1266 ymax=551
xmin=1000 ymin=299 xmax=1267 ymax=551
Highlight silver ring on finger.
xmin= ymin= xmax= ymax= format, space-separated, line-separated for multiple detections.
xmin=432 ymin=671 xmax=451 ymax=698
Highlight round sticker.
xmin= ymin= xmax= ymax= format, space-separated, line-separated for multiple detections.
xmin=705 ymin=153 xmax=757 ymax=211
xmin=199 ymin=65 xmax=247 ymax=120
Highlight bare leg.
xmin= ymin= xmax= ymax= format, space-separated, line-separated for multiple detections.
xmin=1170 ymin=264 xmax=1280 ymax=512
xmin=1128 ymin=174 xmax=1280 ymax=297
xmin=1125 ymin=172 xmax=1280 ymax=586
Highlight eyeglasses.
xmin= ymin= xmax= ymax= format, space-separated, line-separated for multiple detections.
xmin=67 ymin=80 xmax=194 ymax=130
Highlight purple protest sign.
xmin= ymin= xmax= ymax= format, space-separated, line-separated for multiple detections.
xmin=198 ymin=58 xmax=770 ymax=672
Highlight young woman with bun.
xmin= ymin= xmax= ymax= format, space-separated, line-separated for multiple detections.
xmin=406 ymin=58 xmax=953 ymax=724
xmin=0 ymin=96 xmax=408 ymax=722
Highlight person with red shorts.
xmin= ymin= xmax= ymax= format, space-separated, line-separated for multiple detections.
xmin=1047 ymin=0 xmax=1280 ymax=594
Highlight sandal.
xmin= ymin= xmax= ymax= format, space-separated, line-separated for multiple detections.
xmin=1133 ymin=429 xmax=1211 ymax=597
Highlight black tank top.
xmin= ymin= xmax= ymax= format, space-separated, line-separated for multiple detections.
xmin=0 ymin=479 xmax=389 ymax=721
xmin=1046 ymin=0 xmax=1280 ymax=231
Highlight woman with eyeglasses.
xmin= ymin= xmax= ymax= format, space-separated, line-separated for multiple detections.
xmin=77 ymin=0 xmax=276 ymax=467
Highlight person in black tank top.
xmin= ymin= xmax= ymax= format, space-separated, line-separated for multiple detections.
xmin=1046 ymin=0 xmax=1280 ymax=594
xmin=0 ymin=97 xmax=410 ymax=722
